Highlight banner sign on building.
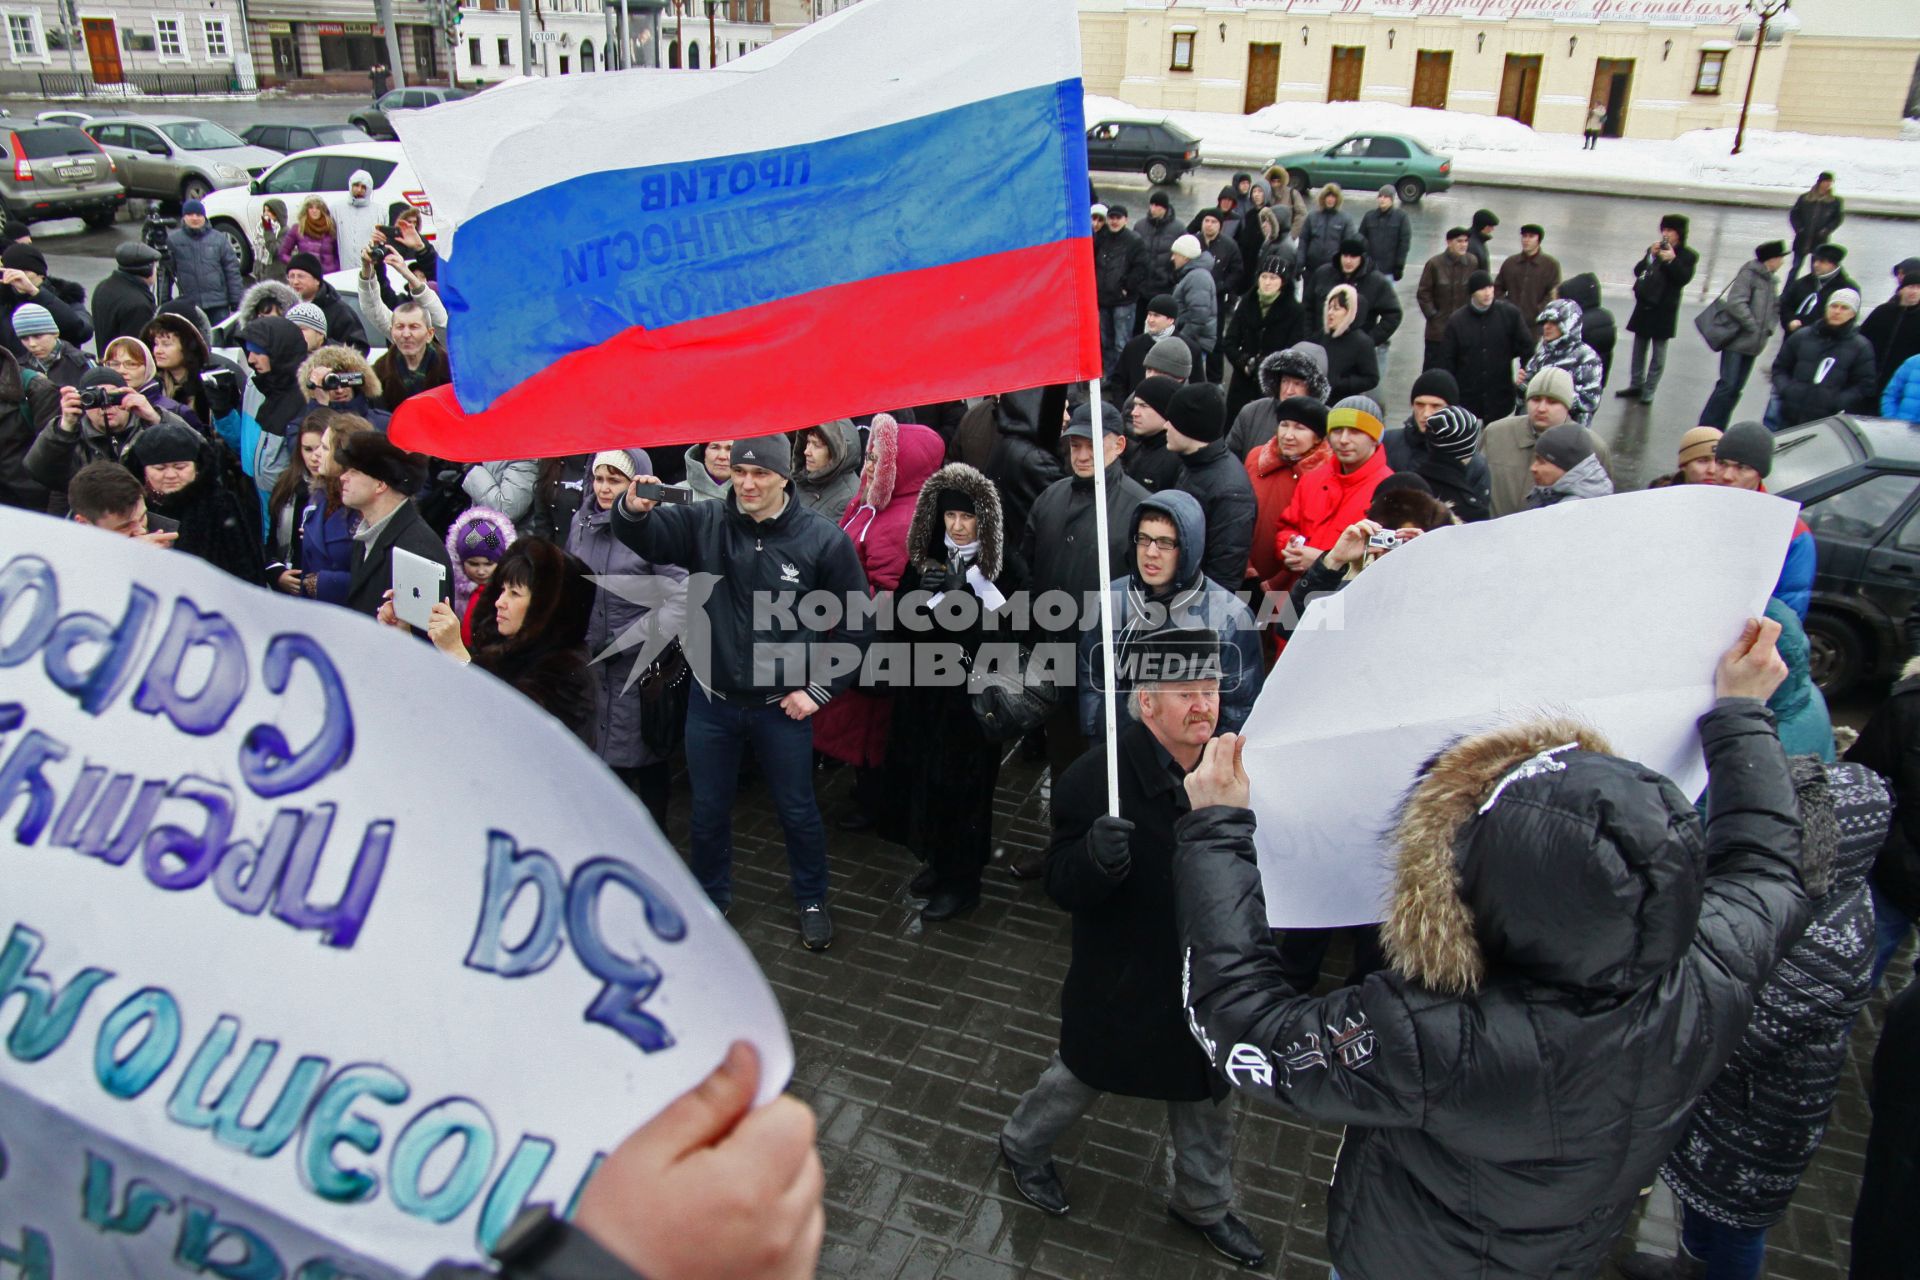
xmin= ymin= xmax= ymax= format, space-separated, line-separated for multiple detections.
xmin=0 ymin=513 xmax=791 ymax=1277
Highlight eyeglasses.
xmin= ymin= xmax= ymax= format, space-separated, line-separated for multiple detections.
xmin=1134 ymin=532 xmax=1179 ymax=552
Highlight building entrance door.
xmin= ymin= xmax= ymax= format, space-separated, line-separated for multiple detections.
xmin=1498 ymin=54 xmax=1542 ymax=125
xmin=83 ymin=18 xmax=122 ymax=83
xmin=1591 ymin=58 xmax=1634 ymax=136
xmin=1411 ymin=49 xmax=1451 ymax=109
xmin=1244 ymin=42 xmax=1280 ymax=113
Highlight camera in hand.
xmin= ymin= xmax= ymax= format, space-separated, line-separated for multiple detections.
xmin=1367 ymin=528 xmax=1402 ymax=552
xmin=629 ymin=482 xmax=693 ymax=505
xmin=319 ymin=371 xmax=366 ymax=391
xmin=77 ymin=386 xmax=128 ymax=410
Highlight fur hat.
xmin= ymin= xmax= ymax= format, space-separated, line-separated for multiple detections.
xmin=1659 ymin=213 xmax=1690 ymax=240
xmin=1813 ymin=242 xmax=1845 ymax=264
xmin=1258 ymin=343 xmax=1331 ymax=402
xmin=334 ymin=430 xmax=427 ymax=496
xmin=129 ymin=419 xmax=202 ymax=469
xmin=1754 ymin=240 xmax=1787 ymax=262
xmin=1338 ymin=237 xmax=1367 ymax=258
xmin=1368 ymin=483 xmax=1453 ymax=532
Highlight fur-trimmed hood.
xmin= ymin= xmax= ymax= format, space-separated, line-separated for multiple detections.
xmin=904 ymin=462 xmax=1004 ymax=580
xmin=1257 ymin=343 xmax=1331 ymax=402
xmin=1383 ymin=717 xmax=1707 ymax=997
xmin=235 ymin=279 xmax=300 ymax=329
xmin=297 ymin=344 xmax=382 ymax=401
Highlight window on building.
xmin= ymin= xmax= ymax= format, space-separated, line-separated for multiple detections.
xmin=201 ymin=17 xmax=229 ymax=58
xmin=5 ymin=11 xmax=43 ymax=60
xmin=468 ymin=36 xmax=481 ymax=64
xmin=1693 ymin=49 xmax=1727 ymax=95
xmin=1170 ymin=30 xmax=1193 ymax=72
xmin=497 ymin=36 xmax=510 ymax=64
xmin=318 ymin=33 xmax=383 ymax=70
xmin=155 ymin=16 xmax=186 ymax=61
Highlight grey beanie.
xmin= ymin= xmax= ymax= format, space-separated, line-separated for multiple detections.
xmin=729 ymin=434 xmax=794 ymax=480
xmin=1533 ymin=423 xmax=1597 ymax=472
xmin=1143 ymin=336 xmax=1192 ymax=380
xmin=10 ymin=302 xmax=55 ymax=337
xmin=1715 ymin=421 xmax=1774 ymax=478
xmin=1377 ymin=185 xmax=1396 ymax=199
xmin=286 ymin=301 xmax=328 ymax=334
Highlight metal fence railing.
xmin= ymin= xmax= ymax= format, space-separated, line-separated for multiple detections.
xmin=0 ymin=70 xmax=247 ymax=98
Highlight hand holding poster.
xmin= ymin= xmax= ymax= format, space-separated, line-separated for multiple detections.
xmin=1240 ymin=486 xmax=1799 ymax=929
xmin=0 ymin=511 xmax=791 ymax=1277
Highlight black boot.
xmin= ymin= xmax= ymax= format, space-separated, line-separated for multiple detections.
xmin=998 ymin=1135 xmax=1069 ymax=1215
xmin=922 ymin=885 xmax=980 ymax=922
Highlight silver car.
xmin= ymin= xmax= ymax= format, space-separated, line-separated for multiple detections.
xmin=84 ymin=115 xmax=279 ymax=203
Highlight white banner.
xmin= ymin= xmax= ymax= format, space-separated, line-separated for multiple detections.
xmin=1243 ymin=486 xmax=1798 ymax=929
xmin=0 ymin=512 xmax=791 ymax=1277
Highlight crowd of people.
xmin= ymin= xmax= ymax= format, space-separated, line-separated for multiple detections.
xmin=1 ymin=158 xmax=1917 ymax=1280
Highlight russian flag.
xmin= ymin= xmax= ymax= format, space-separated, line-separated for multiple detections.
xmin=389 ymin=0 xmax=1099 ymax=462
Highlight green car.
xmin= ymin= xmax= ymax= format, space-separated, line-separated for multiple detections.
xmin=1267 ymin=133 xmax=1453 ymax=205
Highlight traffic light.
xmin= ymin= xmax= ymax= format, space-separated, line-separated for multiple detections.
xmin=440 ymin=0 xmax=461 ymax=44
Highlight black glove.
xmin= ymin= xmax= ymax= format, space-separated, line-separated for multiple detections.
xmin=917 ymin=564 xmax=953 ymax=595
xmin=1087 ymin=815 xmax=1134 ymax=878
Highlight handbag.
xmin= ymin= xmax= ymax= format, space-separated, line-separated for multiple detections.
xmin=636 ymin=640 xmax=692 ymax=759
xmin=1693 ymin=276 xmax=1745 ymax=352
xmin=967 ymin=644 xmax=1059 ymax=743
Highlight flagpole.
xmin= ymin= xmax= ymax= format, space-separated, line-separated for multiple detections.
xmin=1086 ymin=375 xmax=1122 ymax=816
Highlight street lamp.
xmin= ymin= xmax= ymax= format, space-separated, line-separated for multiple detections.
xmin=1732 ymin=0 xmax=1789 ymax=156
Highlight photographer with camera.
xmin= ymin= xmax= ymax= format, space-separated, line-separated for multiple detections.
xmin=296 ymin=345 xmax=390 ymax=431
xmin=24 ymin=366 xmax=187 ymax=511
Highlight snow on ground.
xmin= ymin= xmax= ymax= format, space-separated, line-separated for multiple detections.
xmin=1086 ymin=93 xmax=1919 ymax=200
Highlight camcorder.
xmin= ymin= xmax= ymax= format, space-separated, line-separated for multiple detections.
xmin=318 ymin=371 xmax=366 ymax=392
xmin=77 ymin=386 xmax=129 ymax=410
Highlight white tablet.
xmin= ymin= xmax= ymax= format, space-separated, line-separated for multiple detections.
xmin=391 ymin=547 xmax=447 ymax=631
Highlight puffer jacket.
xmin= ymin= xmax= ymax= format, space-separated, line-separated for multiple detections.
xmin=1662 ymin=757 xmax=1883 ymax=1229
xmin=567 ymin=460 xmax=690 ymax=769
xmin=1884 ymin=352 xmax=1920 ymax=422
xmin=1078 ymin=490 xmax=1263 ymax=738
xmin=166 ymin=222 xmax=244 ymax=315
xmin=1357 ymin=204 xmax=1411 ymax=280
xmin=1717 ymin=257 xmax=1783 ymax=357
xmin=1771 ymin=317 xmax=1877 ymax=426
xmin=1297 ymin=197 xmax=1355 ymax=274
xmin=1093 ymin=224 xmax=1149 ymax=308
xmin=1304 ymin=256 xmax=1401 ymax=348
xmin=1518 ymin=299 xmax=1605 ymax=425
xmin=1522 ymin=452 xmax=1613 ymax=508
xmin=1272 ymin=439 xmax=1393 ymax=557
xmin=1021 ymin=458 xmax=1148 ymax=690
xmin=1172 ymin=254 xmax=1219 ymax=353
xmin=1765 ymin=597 xmax=1835 ymax=760
xmin=1173 ymin=436 xmax=1258 ymax=590
xmin=793 ymin=419 xmax=861 ymax=515
xmin=1246 ymin=435 xmax=1331 ymax=585
xmin=1225 ymin=346 xmax=1331 ymax=461
xmin=1173 ymin=702 xmax=1809 ymax=1280
xmin=1136 ymin=208 xmax=1184 ymax=299
xmin=1844 ymin=656 xmax=1920 ymax=918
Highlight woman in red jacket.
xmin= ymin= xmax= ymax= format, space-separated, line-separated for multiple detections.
xmin=1271 ymin=404 xmax=1394 ymax=580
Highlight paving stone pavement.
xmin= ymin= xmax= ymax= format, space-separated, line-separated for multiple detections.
xmin=666 ymin=747 xmax=1907 ymax=1280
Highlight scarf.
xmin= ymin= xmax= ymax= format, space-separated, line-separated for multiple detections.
xmin=929 ymin=534 xmax=1005 ymax=611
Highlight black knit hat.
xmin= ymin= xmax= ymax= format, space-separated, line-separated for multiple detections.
xmin=129 ymin=419 xmax=202 ymax=468
xmin=1147 ymin=292 xmax=1178 ymax=319
xmin=1468 ymin=270 xmax=1494 ymax=292
xmin=1715 ymin=421 xmax=1773 ymax=478
xmin=79 ymin=366 xmax=127 ymax=391
xmin=1167 ymin=383 xmax=1227 ymax=444
xmin=1134 ymin=376 xmax=1180 ymax=420
xmin=1 ymin=242 xmax=47 ymax=275
xmin=1410 ymin=368 xmax=1459 ymax=404
xmin=1149 ymin=189 xmax=1173 ymax=211
xmin=1199 ymin=207 xmax=1223 ymax=223
xmin=287 ymin=251 xmax=324 ymax=278
xmin=335 ymin=430 xmax=428 ymax=496
xmin=1276 ymin=395 xmax=1329 ymax=438
xmin=1339 ymin=237 xmax=1366 ymax=258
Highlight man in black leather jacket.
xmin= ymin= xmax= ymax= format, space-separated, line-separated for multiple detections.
xmin=1170 ymin=617 xmax=1808 ymax=1280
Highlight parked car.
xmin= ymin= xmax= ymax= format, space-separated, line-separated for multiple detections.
xmin=199 ymin=141 xmax=437 ymax=274
xmin=36 ymin=110 xmax=95 ymax=130
xmin=85 ymin=115 xmax=279 ymax=203
xmin=0 ymin=125 xmax=125 ymax=227
xmin=349 ymin=87 xmax=469 ymax=142
xmin=1085 ymin=118 xmax=1203 ymax=186
xmin=240 ymin=122 xmax=375 ymax=155
xmin=1770 ymin=414 xmax=1920 ymax=696
xmin=1266 ymin=133 xmax=1452 ymax=204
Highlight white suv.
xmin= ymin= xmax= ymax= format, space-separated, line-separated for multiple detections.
xmin=199 ymin=141 xmax=438 ymax=274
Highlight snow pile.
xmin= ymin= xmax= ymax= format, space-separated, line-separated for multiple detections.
xmin=1084 ymin=93 xmax=1919 ymax=201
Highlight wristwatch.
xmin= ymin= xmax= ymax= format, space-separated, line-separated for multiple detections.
xmin=489 ymin=1206 xmax=644 ymax=1280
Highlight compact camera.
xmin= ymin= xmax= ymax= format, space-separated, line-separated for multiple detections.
xmin=1367 ymin=528 xmax=1403 ymax=552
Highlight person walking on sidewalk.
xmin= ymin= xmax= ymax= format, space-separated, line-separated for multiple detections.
xmin=1619 ymin=214 xmax=1698 ymax=406
xmin=1700 ymin=240 xmax=1787 ymax=430
xmin=613 ymin=436 xmax=872 ymax=951
xmin=1000 ymin=628 xmax=1266 ymax=1270
xmin=1788 ymin=172 xmax=1844 ymax=285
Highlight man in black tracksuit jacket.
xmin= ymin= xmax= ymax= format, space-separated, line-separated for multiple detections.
xmin=613 ymin=434 xmax=869 ymax=950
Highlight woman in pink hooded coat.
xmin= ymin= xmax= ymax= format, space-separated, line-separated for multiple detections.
xmin=812 ymin=415 xmax=947 ymax=800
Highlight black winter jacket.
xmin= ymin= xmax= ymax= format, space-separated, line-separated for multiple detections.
xmin=981 ymin=388 xmax=1063 ymax=548
xmin=1860 ymin=299 xmax=1920 ymax=397
xmin=1305 ymin=259 xmax=1402 ymax=347
xmin=1173 ymin=702 xmax=1809 ymax=1280
xmin=1780 ymin=267 xmax=1857 ymax=334
xmin=1557 ymin=272 xmax=1616 ymax=381
xmin=1771 ymin=318 xmax=1877 ymax=427
xmin=1202 ymin=231 xmax=1245 ymax=301
xmin=1439 ymin=301 xmax=1533 ymax=425
xmin=1136 ymin=210 xmax=1184 ymax=299
xmin=1850 ymin=979 xmax=1920 ymax=1279
xmin=1093 ymin=225 xmax=1149 ymax=308
xmin=1221 ymin=288 xmax=1304 ymax=418
xmin=1383 ymin=418 xmax=1492 ymax=522
xmin=90 ymin=269 xmax=156 ymax=357
xmin=1627 ymin=241 xmax=1700 ymax=342
xmin=311 ymin=279 xmax=370 ymax=353
xmin=0 ymin=362 xmax=59 ymax=511
xmin=0 ymin=279 xmax=91 ymax=359
xmin=1358 ymin=205 xmax=1411 ymax=279
xmin=612 ymin=489 xmax=871 ymax=706
xmin=1121 ymin=425 xmax=1184 ymax=495
xmin=1020 ymin=459 xmax=1147 ymax=687
xmin=1049 ymin=719 xmax=1220 ymax=1102
xmin=1173 ymin=438 xmax=1256 ymax=590
xmin=1308 ymin=327 xmax=1379 ymax=402
xmin=24 ymin=405 xmax=182 ymax=502
xmin=1844 ymin=662 xmax=1920 ymax=918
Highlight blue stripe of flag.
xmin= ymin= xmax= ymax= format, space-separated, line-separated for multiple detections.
xmin=440 ymin=79 xmax=1090 ymax=412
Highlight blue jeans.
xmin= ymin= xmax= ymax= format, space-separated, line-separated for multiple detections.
xmin=1700 ymin=349 xmax=1757 ymax=429
xmin=1871 ymin=881 xmax=1915 ymax=987
xmin=1100 ymin=303 xmax=1136 ymax=379
xmin=1681 ymin=1203 xmax=1767 ymax=1280
xmin=683 ymin=686 xmax=830 ymax=909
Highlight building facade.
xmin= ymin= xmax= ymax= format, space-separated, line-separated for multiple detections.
xmin=244 ymin=0 xmax=449 ymax=92
xmin=1081 ymin=0 xmax=1920 ymax=141
xmin=0 ymin=0 xmax=253 ymax=93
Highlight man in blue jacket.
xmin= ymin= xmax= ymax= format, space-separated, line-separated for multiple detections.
xmin=616 ymin=436 xmax=871 ymax=950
